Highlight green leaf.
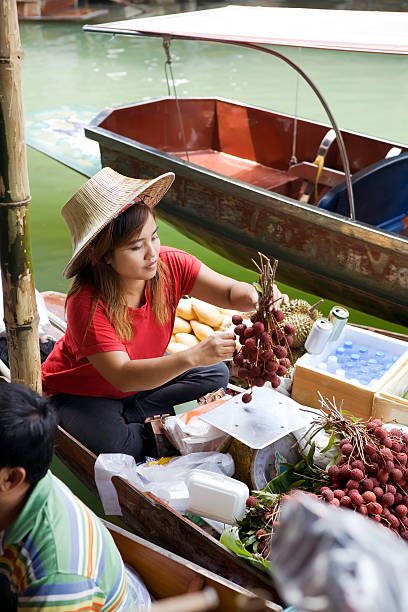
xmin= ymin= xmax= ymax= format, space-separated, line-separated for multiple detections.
xmin=288 ymin=479 xmax=306 ymax=490
xmin=351 ymin=416 xmax=360 ymax=423
xmin=220 ymin=527 xmax=271 ymax=574
xmin=249 ymin=557 xmax=272 ymax=574
xmin=306 ymin=442 xmax=316 ymax=467
xmin=244 ymin=535 xmax=257 ymax=546
xmin=252 ymin=281 xmax=263 ymax=294
xmin=264 ymin=459 xmax=309 ymax=494
xmin=220 ymin=527 xmax=253 ymax=559
xmin=321 ymin=431 xmax=336 ymax=453
xmin=326 ymin=452 xmax=341 ymax=469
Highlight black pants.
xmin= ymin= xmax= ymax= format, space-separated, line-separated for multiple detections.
xmin=52 ymin=362 xmax=229 ymax=461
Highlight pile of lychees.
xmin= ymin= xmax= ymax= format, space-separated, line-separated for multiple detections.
xmin=319 ymin=418 xmax=408 ymax=539
xmin=231 ymin=253 xmax=295 ymax=403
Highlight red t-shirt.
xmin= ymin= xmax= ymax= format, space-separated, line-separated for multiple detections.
xmin=41 ymin=247 xmax=201 ymax=399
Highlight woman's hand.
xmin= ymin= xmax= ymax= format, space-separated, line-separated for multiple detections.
xmin=190 ymin=332 xmax=236 ymax=367
xmin=269 ymin=284 xmax=289 ymax=311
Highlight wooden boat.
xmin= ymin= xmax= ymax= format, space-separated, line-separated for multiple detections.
xmin=105 ymin=520 xmax=281 ymax=611
xmin=83 ymin=7 xmax=408 ymax=326
xmin=17 ymin=0 xmax=107 ymax=21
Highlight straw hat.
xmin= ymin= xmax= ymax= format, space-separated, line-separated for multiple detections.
xmin=61 ymin=167 xmax=175 ymax=279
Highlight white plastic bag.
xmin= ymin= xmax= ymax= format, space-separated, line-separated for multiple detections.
xmin=164 ymin=399 xmax=232 ymax=455
xmin=292 ymin=407 xmax=339 ymax=470
xmin=271 ymin=492 xmax=408 ymax=612
xmin=137 ymin=451 xmax=234 ymax=483
xmin=0 ymin=278 xmax=50 ymax=341
xmin=94 ymin=451 xmax=234 ymax=516
xmin=125 ymin=564 xmax=151 ymax=610
xmin=94 ymin=453 xmax=149 ymax=515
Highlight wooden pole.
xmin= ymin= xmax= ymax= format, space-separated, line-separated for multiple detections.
xmin=0 ymin=0 xmax=41 ymax=392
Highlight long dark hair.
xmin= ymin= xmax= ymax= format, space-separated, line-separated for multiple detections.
xmin=67 ymin=203 xmax=172 ymax=342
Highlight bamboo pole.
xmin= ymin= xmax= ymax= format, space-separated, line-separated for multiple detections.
xmin=0 ymin=0 xmax=41 ymax=392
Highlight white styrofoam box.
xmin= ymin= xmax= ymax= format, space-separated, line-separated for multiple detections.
xmin=292 ymin=325 xmax=408 ymax=420
xmin=372 ymin=364 xmax=408 ymax=425
xmin=186 ymin=469 xmax=249 ymax=525
xmin=297 ymin=325 xmax=408 ymax=391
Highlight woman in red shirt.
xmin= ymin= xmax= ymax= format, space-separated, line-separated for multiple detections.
xmin=42 ymin=167 xmax=285 ymax=460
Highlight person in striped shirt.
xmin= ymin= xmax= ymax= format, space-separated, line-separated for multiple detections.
xmin=0 ymin=382 xmax=134 ymax=611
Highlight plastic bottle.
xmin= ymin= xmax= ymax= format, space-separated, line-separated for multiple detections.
xmin=335 ymin=368 xmax=346 ymax=379
xmin=359 ymin=366 xmax=370 ymax=378
xmin=327 ymin=355 xmax=338 ymax=372
xmin=375 ymin=351 xmax=386 ymax=363
xmin=367 ymin=358 xmax=378 ymax=371
xmin=358 ymin=366 xmax=371 ymax=386
xmin=335 ymin=346 xmax=346 ymax=364
xmin=358 ymin=346 xmax=369 ymax=364
xmin=344 ymin=361 xmax=355 ymax=379
xmin=343 ymin=340 xmax=353 ymax=355
xmin=318 ymin=362 xmax=328 ymax=371
xmin=384 ymin=361 xmax=393 ymax=373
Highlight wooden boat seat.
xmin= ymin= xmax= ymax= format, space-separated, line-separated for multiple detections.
xmin=287 ymin=161 xmax=345 ymax=188
xmin=318 ymin=152 xmax=408 ymax=229
xmin=171 ymin=149 xmax=302 ymax=197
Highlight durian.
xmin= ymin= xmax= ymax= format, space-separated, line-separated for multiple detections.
xmin=290 ymin=346 xmax=307 ymax=364
xmin=281 ymin=299 xmax=324 ymax=348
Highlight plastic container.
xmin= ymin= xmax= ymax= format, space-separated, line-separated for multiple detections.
xmin=186 ymin=469 xmax=249 ymax=524
xmin=327 ymin=355 xmax=338 ymax=372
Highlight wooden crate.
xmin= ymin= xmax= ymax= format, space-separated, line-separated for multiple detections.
xmin=291 ymin=325 xmax=408 ymax=420
xmin=372 ymin=365 xmax=408 ymax=425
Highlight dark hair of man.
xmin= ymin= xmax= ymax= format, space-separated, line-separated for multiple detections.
xmin=0 ymin=382 xmax=57 ymax=484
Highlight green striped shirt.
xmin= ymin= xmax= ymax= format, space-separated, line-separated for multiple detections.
xmin=0 ymin=471 xmax=133 ymax=610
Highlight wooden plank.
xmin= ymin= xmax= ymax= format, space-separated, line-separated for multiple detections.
xmin=55 ymin=427 xmax=99 ymax=494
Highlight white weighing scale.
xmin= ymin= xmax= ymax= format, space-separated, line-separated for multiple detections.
xmin=201 ymin=387 xmax=308 ymax=489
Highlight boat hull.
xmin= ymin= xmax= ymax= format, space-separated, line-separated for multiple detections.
xmin=86 ymin=99 xmax=408 ymax=325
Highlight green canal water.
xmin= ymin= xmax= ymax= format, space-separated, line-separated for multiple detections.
xmin=19 ymin=0 xmax=408 ymax=512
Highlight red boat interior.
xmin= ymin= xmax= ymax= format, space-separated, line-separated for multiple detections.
xmin=98 ymin=98 xmax=406 ymax=205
